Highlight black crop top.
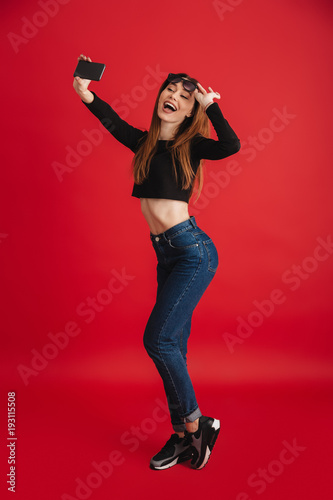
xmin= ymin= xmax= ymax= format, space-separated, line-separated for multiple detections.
xmin=82 ymin=92 xmax=240 ymax=203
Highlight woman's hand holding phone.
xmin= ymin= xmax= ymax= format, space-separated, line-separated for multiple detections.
xmin=73 ymin=54 xmax=94 ymax=104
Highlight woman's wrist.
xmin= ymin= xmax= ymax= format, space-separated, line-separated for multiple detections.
xmin=204 ymin=101 xmax=214 ymax=112
xmin=78 ymin=89 xmax=94 ymax=104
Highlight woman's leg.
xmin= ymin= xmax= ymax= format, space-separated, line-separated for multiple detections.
xmin=156 ymin=262 xmax=193 ymax=433
xmin=146 ymin=217 xmax=221 ymax=470
xmin=178 ymin=317 xmax=199 ymax=432
xmin=144 ymin=228 xmax=217 ymax=428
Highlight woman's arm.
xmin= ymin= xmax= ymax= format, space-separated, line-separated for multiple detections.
xmin=81 ymin=92 xmax=147 ymax=152
xmin=73 ymin=55 xmax=146 ymax=152
xmin=192 ymin=83 xmax=241 ymax=160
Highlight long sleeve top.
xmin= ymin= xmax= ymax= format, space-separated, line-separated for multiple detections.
xmin=82 ymin=92 xmax=241 ymax=203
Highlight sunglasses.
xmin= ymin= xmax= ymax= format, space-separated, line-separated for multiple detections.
xmin=167 ymin=73 xmax=198 ymax=93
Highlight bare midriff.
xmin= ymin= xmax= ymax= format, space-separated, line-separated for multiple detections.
xmin=140 ymin=198 xmax=190 ymax=235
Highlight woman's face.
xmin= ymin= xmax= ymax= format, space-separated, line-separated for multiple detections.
xmin=157 ymin=80 xmax=196 ymax=124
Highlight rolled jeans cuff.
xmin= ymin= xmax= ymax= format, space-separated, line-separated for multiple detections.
xmin=172 ymin=408 xmax=202 ymax=432
xmin=185 ymin=407 xmax=202 ymax=423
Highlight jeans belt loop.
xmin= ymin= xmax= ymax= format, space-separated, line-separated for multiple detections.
xmin=190 ymin=216 xmax=196 ymax=228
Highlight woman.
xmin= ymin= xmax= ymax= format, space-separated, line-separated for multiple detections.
xmin=73 ymin=54 xmax=241 ymax=470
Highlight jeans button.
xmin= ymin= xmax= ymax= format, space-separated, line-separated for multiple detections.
xmin=155 ymin=237 xmax=160 ymax=242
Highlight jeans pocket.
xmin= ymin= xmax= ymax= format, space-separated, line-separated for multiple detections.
xmin=203 ymin=239 xmax=219 ymax=273
xmin=167 ymin=230 xmax=199 ymax=249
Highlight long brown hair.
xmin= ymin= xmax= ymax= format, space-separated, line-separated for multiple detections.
xmin=132 ymin=73 xmax=210 ymax=201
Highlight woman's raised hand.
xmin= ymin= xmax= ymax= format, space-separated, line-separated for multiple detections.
xmin=194 ymin=83 xmax=221 ymax=110
xmin=73 ymin=54 xmax=94 ymax=103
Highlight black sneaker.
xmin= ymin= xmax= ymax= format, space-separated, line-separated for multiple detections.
xmin=150 ymin=433 xmax=194 ymax=470
xmin=188 ymin=416 xmax=220 ymax=470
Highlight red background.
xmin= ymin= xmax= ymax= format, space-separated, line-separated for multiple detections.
xmin=1 ymin=0 xmax=333 ymax=499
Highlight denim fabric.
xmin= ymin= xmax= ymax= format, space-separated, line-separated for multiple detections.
xmin=143 ymin=216 xmax=219 ymax=432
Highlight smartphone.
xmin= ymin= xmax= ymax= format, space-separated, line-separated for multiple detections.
xmin=73 ymin=60 xmax=106 ymax=81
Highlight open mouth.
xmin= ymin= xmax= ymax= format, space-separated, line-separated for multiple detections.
xmin=163 ymin=101 xmax=177 ymax=112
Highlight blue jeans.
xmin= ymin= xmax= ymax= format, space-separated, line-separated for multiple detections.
xmin=143 ymin=216 xmax=219 ymax=432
